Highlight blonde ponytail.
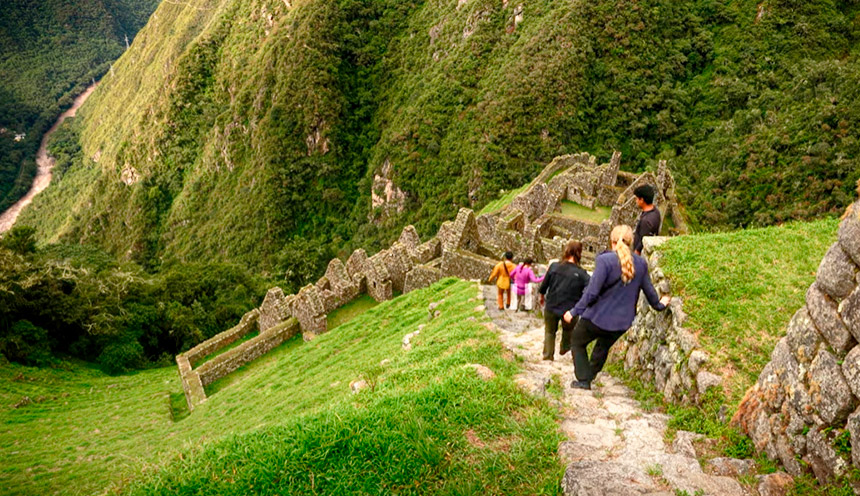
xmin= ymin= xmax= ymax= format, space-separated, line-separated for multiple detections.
xmin=610 ymin=225 xmax=635 ymax=284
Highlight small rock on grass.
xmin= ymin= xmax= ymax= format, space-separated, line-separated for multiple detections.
xmin=464 ymin=364 xmax=495 ymax=381
xmin=349 ymin=379 xmax=368 ymax=393
xmin=757 ymin=472 xmax=794 ymax=496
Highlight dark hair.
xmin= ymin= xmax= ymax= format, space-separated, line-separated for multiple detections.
xmin=634 ymin=185 xmax=655 ymax=205
xmin=504 ymin=251 xmax=513 ymax=260
xmin=563 ymin=240 xmax=582 ymax=264
xmin=523 ymin=257 xmax=534 ymax=265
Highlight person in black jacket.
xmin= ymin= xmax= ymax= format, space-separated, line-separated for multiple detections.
xmin=538 ymin=240 xmax=590 ymax=361
xmin=632 ymin=184 xmax=661 ymax=255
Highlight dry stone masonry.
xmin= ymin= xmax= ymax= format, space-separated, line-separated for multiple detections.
xmin=732 ymin=192 xmax=860 ymax=483
xmin=176 ymin=152 xmax=686 ymax=412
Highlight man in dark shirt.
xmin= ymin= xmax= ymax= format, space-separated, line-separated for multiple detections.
xmin=538 ymin=241 xmax=590 ymax=360
xmin=632 ymin=184 xmax=661 ymax=255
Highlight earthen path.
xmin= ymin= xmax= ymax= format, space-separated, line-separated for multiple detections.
xmin=480 ymin=283 xmax=750 ymax=496
xmin=0 ymin=83 xmax=98 ymax=233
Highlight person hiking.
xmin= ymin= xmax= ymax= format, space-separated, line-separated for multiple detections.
xmin=632 ymin=184 xmax=661 ymax=255
xmin=488 ymin=251 xmax=516 ymax=310
xmin=538 ymin=241 xmax=590 ymax=361
xmin=563 ymin=225 xmax=670 ymax=389
xmin=510 ymin=258 xmax=544 ymax=312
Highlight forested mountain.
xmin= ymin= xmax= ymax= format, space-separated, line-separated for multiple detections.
xmin=0 ymin=0 xmax=159 ymax=212
xmin=18 ymin=0 xmax=860 ymax=281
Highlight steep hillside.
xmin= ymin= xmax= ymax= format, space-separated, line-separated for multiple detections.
xmin=0 ymin=279 xmax=562 ymax=495
xmin=19 ymin=0 xmax=860 ymax=277
xmin=0 ymin=0 xmax=160 ymax=212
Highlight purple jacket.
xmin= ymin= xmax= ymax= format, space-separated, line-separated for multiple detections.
xmin=570 ymin=251 xmax=666 ymax=331
xmin=509 ymin=264 xmax=544 ymax=295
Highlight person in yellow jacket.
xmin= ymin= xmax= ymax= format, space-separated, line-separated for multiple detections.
xmin=489 ymin=251 xmax=516 ymax=310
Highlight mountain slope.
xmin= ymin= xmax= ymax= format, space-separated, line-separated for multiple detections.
xmin=18 ymin=0 xmax=860 ymax=278
xmin=0 ymin=0 xmax=159 ymax=212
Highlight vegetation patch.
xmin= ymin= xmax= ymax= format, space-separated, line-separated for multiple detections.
xmin=559 ymin=200 xmax=612 ymax=223
xmin=0 ymin=279 xmax=563 ymax=495
xmin=326 ymin=294 xmax=380 ymax=330
xmin=479 ymin=185 xmax=530 ymax=215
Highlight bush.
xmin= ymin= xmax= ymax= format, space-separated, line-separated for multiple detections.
xmin=0 ymin=320 xmax=52 ymax=366
xmin=98 ymin=340 xmax=145 ymax=375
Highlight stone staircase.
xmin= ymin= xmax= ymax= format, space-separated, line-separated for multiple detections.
xmin=480 ymin=284 xmax=788 ymax=496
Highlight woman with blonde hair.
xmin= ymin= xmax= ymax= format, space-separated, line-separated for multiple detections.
xmin=563 ymin=225 xmax=670 ymax=389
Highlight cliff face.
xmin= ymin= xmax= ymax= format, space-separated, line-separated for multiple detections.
xmin=734 ymin=191 xmax=860 ymax=481
xmin=19 ymin=0 xmax=860 ymax=275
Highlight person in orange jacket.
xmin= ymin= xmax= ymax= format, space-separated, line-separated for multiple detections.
xmin=489 ymin=251 xmax=516 ymax=310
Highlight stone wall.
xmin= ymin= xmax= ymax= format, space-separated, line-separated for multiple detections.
xmin=733 ymin=200 xmax=860 ymax=482
xmin=615 ymin=237 xmax=719 ymax=404
xmin=176 ymin=151 xmax=688 ymax=413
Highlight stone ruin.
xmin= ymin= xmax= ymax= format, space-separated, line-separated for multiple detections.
xmin=176 ymin=151 xmax=686 ymax=411
xmin=728 ymin=192 xmax=860 ymax=484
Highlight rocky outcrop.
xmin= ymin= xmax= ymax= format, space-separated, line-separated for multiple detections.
xmin=733 ymin=196 xmax=860 ymax=481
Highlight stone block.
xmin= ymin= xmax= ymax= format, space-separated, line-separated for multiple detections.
xmin=840 ymin=286 xmax=860 ymax=341
xmin=403 ymin=264 xmax=443 ymax=293
xmin=838 ymin=208 xmax=860 ymax=267
xmin=847 ymin=407 xmax=860 ymax=468
xmin=696 ymin=371 xmax=722 ymax=396
xmin=841 ymin=346 xmax=860 ymax=399
xmin=291 ymin=285 xmax=327 ymax=337
xmin=804 ymin=427 xmax=849 ymax=481
xmin=808 ymin=348 xmax=856 ymax=424
xmin=817 ymin=244 xmax=858 ymax=300
xmin=785 ymin=307 xmax=822 ymax=364
xmin=688 ymin=349 xmax=708 ymax=374
xmin=807 ymin=283 xmax=855 ymax=355
xmin=774 ymin=433 xmax=803 ymax=476
xmin=441 ymin=249 xmax=496 ymax=281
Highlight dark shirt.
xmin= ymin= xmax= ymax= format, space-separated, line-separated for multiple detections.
xmin=633 ymin=207 xmax=661 ymax=254
xmin=571 ymin=251 xmax=666 ymax=332
xmin=538 ymin=261 xmax=590 ymax=316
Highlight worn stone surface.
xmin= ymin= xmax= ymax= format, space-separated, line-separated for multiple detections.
xmin=705 ymin=457 xmax=755 ymax=477
xmin=562 ymin=460 xmax=654 ymax=495
xmin=808 ymin=348 xmax=856 ymax=424
xmin=403 ymin=264 xmax=443 ymax=293
xmin=817 ymin=244 xmax=858 ymax=300
xmin=804 ymin=427 xmax=849 ymax=481
xmin=841 ymin=285 xmax=860 ymax=342
xmin=696 ymin=371 xmax=722 ymax=396
xmin=785 ymin=307 xmax=821 ymax=364
xmin=756 ymin=472 xmax=794 ymax=496
xmin=838 ymin=208 xmax=860 ymax=266
xmin=848 ymin=407 xmax=860 ymax=468
xmin=441 ymin=249 xmax=496 ymax=281
xmin=841 ymin=346 xmax=860 ymax=399
xmin=807 ymin=283 xmax=855 ymax=355
xmin=438 ymin=208 xmax=481 ymax=253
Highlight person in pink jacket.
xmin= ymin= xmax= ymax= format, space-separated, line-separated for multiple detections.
xmin=510 ymin=258 xmax=544 ymax=312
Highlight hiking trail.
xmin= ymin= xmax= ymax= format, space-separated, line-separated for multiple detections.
xmin=480 ymin=283 xmax=756 ymax=496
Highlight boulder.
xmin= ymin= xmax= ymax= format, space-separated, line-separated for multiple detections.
xmin=840 ymin=286 xmax=860 ymax=341
xmin=847 ymin=407 xmax=860 ymax=468
xmin=838 ymin=209 xmax=860 ymax=267
xmin=841 ymin=346 xmax=860 ymax=399
xmin=696 ymin=371 xmax=722 ymax=396
xmin=808 ymin=348 xmax=856 ymax=424
xmin=816 ymin=244 xmax=858 ymax=300
xmin=562 ymin=460 xmax=655 ymax=495
xmin=784 ymin=307 xmax=822 ymax=364
xmin=804 ymin=428 xmax=849 ymax=481
xmin=756 ymin=472 xmax=794 ymax=496
xmin=705 ymin=457 xmax=755 ymax=477
xmin=807 ymin=283 xmax=855 ymax=355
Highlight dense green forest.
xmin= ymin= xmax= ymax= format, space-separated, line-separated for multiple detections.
xmin=0 ymin=0 xmax=159 ymax=211
xmin=16 ymin=0 xmax=860 ymax=282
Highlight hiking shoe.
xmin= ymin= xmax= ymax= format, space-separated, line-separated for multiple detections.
xmin=570 ymin=380 xmax=591 ymax=390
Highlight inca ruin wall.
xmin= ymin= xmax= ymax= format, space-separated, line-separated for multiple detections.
xmin=176 ymin=152 xmax=686 ymax=412
xmin=731 ymin=196 xmax=860 ymax=483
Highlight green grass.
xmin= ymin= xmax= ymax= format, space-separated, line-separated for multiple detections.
xmin=658 ymin=217 xmax=839 ymax=406
xmin=0 ymin=279 xmax=564 ymax=495
xmin=326 ymin=294 xmax=380 ymax=330
xmin=479 ymin=185 xmax=530 ymax=215
xmin=559 ymin=200 xmax=612 ymax=223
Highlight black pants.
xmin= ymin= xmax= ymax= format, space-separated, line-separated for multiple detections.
xmin=570 ymin=318 xmax=624 ymax=382
xmin=543 ymin=312 xmax=577 ymax=360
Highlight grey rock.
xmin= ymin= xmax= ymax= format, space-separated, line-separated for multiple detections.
xmin=808 ymin=348 xmax=856 ymax=424
xmin=838 ymin=209 xmax=860 ymax=267
xmin=785 ymin=307 xmax=822 ymax=364
xmin=841 ymin=346 xmax=860 ymax=399
xmin=562 ymin=460 xmax=654 ymax=495
xmin=805 ymin=427 xmax=849 ymax=481
xmin=688 ymin=349 xmax=708 ymax=374
xmin=402 ymin=330 xmax=420 ymax=351
xmin=848 ymin=407 xmax=860 ymax=468
xmin=671 ymin=430 xmax=700 ymax=458
xmin=349 ymin=379 xmax=368 ymax=393
xmin=756 ymin=472 xmax=794 ymax=496
xmin=840 ymin=286 xmax=860 ymax=341
xmin=807 ymin=283 xmax=855 ymax=355
xmin=705 ymin=457 xmax=755 ymax=477
xmin=775 ymin=433 xmax=803 ymax=476
xmin=696 ymin=370 xmax=722 ymax=396
xmin=817 ymin=244 xmax=858 ymax=300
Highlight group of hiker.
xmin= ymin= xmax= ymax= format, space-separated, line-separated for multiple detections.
xmin=488 ymin=185 xmax=671 ymax=390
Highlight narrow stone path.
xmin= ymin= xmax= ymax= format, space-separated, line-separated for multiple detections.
xmin=481 ymin=283 xmax=750 ymax=496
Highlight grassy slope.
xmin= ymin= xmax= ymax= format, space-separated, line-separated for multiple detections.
xmin=657 ymin=217 xmax=839 ymax=406
xmin=0 ymin=279 xmax=563 ymax=495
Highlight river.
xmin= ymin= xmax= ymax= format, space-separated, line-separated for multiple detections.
xmin=0 ymin=83 xmax=98 ymax=233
